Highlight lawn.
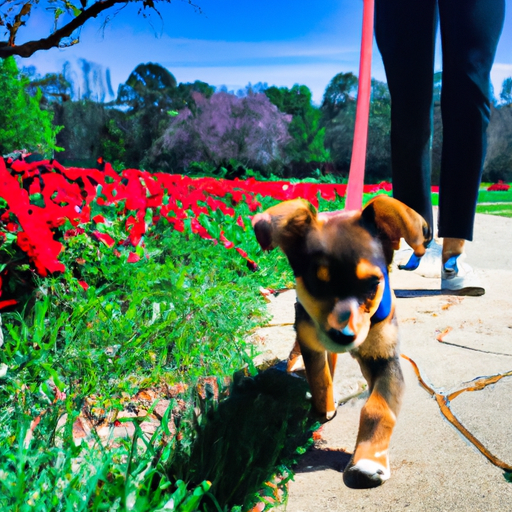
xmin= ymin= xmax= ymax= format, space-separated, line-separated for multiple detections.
xmin=476 ymin=202 xmax=512 ymax=217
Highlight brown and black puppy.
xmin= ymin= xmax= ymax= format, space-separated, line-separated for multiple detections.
xmin=252 ymin=195 xmax=432 ymax=489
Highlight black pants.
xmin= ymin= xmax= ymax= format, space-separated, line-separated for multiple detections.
xmin=375 ymin=0 xmax=505 ymax=240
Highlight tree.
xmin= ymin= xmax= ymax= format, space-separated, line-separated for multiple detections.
xmin=145 ymin=91 xmax=292 ymax=173
xmin=21 ymin=67 xmax=73 ymax=105
xmin=500 ymin=77 xmax=512 ymax=105
xmin=321 ymin=72 xmax=358 ymax=122
xmin=114 ymin=63 xmax=214 ymax=167
xmin=433 ymin=71 xmax=442 ymax=105
xmin=483 ymin=105 xmax=512 ymax=182
xmin=171 ymin=80 xmax=215 ymax=112
xmin=323 ymin=77 xmax=392 ymax=180
xmin=0 ymin=56 xmax=61 ymax=156
xmin=0 ymin=0 xmax=201 ymax=59
xmin=117 ymin=62 xmax=178 ymax=111
xmin=264 ymin=84 xmax=330 ymax=165
xmin=54 ymin=99 xmax=113 ymax=166
xmin=366 ymin=79 xmax=392 ymax=179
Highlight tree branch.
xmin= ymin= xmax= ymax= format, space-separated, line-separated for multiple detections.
xmin=8 ymin=2 xmax=33 ymax=45
xmin=0 ymin=0 xmax=131 ymax=58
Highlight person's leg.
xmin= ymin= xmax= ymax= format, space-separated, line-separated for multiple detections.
xmin=438 ymin=0 xmax=505 ymax=260
xmin=374 ymin=0 xmax=438 ymax=229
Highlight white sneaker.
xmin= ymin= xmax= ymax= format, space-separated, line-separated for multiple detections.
xmin=395 ymin=239 xmax=442 ymax=278
xmin=441 ymin=254 xmax=485 ymax=296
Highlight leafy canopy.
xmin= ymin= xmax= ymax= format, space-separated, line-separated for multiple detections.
xmin=0 ymin=57 xmax=62 ymax=157
xmin=264 ymin=84 xmax=330 ymax=163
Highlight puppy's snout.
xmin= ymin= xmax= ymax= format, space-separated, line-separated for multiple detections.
xmin=327 ymin=298 xmax=358 ymax=332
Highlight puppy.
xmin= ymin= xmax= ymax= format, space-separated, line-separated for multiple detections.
xmin=252 ymin=195 xmax=432 ymax=489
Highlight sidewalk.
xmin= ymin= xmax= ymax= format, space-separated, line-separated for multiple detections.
xmin=252 ymin=212 xmax=512 ymax=512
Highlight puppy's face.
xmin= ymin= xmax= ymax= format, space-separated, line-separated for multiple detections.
xmin=293 ymin=216 xmax=388 ymax=352
xmin=252 ymin=196 xmax=431 ymax=354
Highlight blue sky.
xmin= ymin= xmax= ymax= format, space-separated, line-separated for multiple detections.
xmin=17 ymin=0 xmax=512 ymax=105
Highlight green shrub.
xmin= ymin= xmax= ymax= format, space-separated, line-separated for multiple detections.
xmin=0 ymin=57 xmax=62 ymax=157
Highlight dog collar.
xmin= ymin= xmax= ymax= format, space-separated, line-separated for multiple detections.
xmin=371 ymin=269 xmax=392 ymax=324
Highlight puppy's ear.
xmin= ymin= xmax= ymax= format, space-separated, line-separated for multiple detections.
xmin=252 ymin=199 xmax=317 ymax=253
xmin=361 ymin=195 xmax=432 ymax=265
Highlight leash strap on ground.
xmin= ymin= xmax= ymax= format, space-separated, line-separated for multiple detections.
xmin=345 ymin=0 xmax=375 ymax=211
xmin=401 ymin=353 xmax=512 ymax=473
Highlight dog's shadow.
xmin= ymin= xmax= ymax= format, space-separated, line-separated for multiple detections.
xmin=294 ymin=446 xmax=352 ymax=473
xmin=178 ymin=366 xmax=322 ymax=508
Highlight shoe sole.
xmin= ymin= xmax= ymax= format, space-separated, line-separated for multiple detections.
xmin=441 ymin=286 xmax=485 ymax=297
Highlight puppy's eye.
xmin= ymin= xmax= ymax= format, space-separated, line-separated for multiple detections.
xmin=363 ymin=276 xmax=381 ymax=298
xmin=316 ymin=265 xmax=330 ymax=282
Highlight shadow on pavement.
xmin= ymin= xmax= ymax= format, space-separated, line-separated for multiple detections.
xmin=395 ymin=289 xmax=444 ymax=298
xmin=294 ymin=447 xmax=352 ymax=474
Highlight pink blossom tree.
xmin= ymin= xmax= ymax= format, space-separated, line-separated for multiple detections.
xmin=145 ymin=91 xmax=292 ymax=173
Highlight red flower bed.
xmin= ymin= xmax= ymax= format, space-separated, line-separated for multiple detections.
xmin=487 ymin=180 xmax=510 ymax=191
xmin=0 ymin=157 xmax=399 ymax=304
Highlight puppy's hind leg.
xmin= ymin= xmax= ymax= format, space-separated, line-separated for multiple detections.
xmin=343 ymin=354 xmax=404 ymax=489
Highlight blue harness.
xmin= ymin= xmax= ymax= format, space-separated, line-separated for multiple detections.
xmin=371 ymin=269 xmax=392 ymax=324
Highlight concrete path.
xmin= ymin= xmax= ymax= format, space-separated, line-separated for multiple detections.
xmin=251 ymin=212 xmax=512 ymax=512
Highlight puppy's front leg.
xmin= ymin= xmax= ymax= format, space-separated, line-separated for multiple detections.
xmin=343 ymin=354 xmax=404 ymax=488
xmin=295 ymin=304 xmax=337 ymax=421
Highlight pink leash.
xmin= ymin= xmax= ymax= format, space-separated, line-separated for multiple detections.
xmin=344 ymin=0 xmax=375 ymax=211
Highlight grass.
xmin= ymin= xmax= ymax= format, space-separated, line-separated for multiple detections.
xmin=476 ymin=202 xmax=512 ymax=217
xmin=0 ymin=186 xmax=321 ymax=511
xmin=478 ymin=187 xmax=512 ymax=204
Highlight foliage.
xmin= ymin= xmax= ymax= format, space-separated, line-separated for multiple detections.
xmin=500 ymin=77 xmax=512 ymax=105
xmin=433 ymin=71 xmax=442 ymax=105
xmin=323 ymin=78 xmax=392 ymax=181
xmin=365 ymin=79 xmax=392 ymax=180
xmin=321 ymin=72 xmax=358 ymax=123
xmin=20 ymin=53 xmax=512 ymax=185
xmin=53 ymin=99 xmax=113 ymax=168
xmin=483 ymin=105 xmax=512 ymax=183
xmin=264 ymin=84 xmax=330 ymax=166
xmin=22 ymin=67 xmax=73 ymax=105
xmin=117 ymin=63 xmax=178 ymax=111
xmin=0 ymin=57 xmax=62 ymax=157
xmin=115 ymin=64 xmax=213 ymax=169
xmin=171 ymin=80 xmax=216 ymax=112
xmin=146 ymin=92 xmax=292 ymax=174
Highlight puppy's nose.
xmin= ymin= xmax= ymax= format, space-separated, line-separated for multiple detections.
xmin=327 ymin=298 xmax=358 ymax=332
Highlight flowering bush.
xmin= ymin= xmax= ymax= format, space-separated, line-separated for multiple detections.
xmin=145 ymin=91 xmax=293 ymax=172
xmin=0 ymin=157 xmax=398 ymax=306
xmin=487 ymin=180 xmax=510 ymax=191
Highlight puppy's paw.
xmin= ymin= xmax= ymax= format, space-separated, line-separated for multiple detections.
xmin=343 ymin=457 xmax=390 ymax=489
xmin=308 ymin=401 xmax=338 ymax=424
xmin=287 ymin=353 xmax=305 ymax=373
